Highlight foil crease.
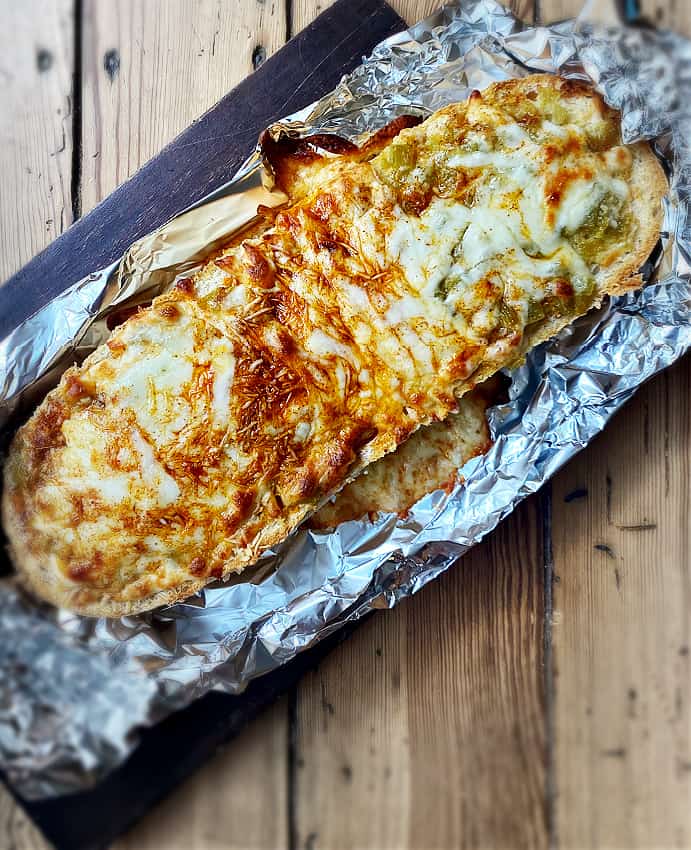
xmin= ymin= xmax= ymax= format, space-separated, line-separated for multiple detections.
xmin=1 ymin=0 xmax=690 ymax=799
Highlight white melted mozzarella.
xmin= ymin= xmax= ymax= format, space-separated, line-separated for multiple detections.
xmin=447 ymin=150 xmax=519 ymax=170
xmin=385 ymin=294 xmax=426 ymax=324
xmin=461 ymin=211 xmax=518 ymax=268
xmin=211 ymin=347 xmax=236 ymax=427
xmin=222 ymin=283 xmax=250 ymax=308
xmin=194 ymin=265 xmax=228 ymax=299
xmin=556 ymin=180 xmax=607 ymax=233
xmin=131 ymin=429 xmax=180 ymax=506
xmin=306 ymin=328 xmax=353 ymax=362
xmin=385 ymin=119 xmax=630 ymax=321
xmin=388 ymin=200 xmax=470 ymax=296
xmin=497 ymin=122 xmax=530 ymax=147
xmin=341 ymin=280 xmax=372 ymax=313
xmin=110 ymin=314 xmax=195 ymax=444
xmin=294 ymin=421 xmax=311 ymax=442
xmin=350 ymin=208 xmax=387 ymax=268
xmin=59 ymin=418 xmax=149 ymax=507
xmin=555 ymin=176 xmax=628 ymax=233
xmin=396 ymin=325 xmax=433 ymax=373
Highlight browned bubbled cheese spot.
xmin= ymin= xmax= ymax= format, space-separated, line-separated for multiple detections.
xmin=310 ymin=192 xmax=339 ymax=223
xmin=67 ymin=552 xmax=103 ymax=582
xmin=241 ymin=243 xmax=275 ymax=286
xmin=107 ymin=338 xmax=126 ymax=355
xmin=189 ymin=557 xmax=206 ymax=577
xmin=65 ymin=375 xmax=88 ymax=400
xmin=156 ymin=303 xmax=180 ymax=320
xmin=175 ymin=276 xmax=195 ymax=295
xmin=27 ymin=399 xmax=67 ymax=467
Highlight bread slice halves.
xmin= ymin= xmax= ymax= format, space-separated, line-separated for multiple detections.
xmin=2 ymin=74 xmax=666 ymax=615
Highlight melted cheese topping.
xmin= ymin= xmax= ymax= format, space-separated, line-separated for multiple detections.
xmin=311 ymin=387 xmax=492 ymax=528
xmin=5 ymin=74 xmax=643 ymax=613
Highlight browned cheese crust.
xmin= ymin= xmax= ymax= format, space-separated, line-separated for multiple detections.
xmin=2 ymin=74 xmax=667 ymax=616
xmin=311 ymin=386 xmax=494 ymax=529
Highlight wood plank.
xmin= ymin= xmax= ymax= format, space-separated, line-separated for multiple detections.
xmin=113 ymin=700 xmax=289 ymax=850
xmin=292 ymin=0 xmax=536 ymax=32
xmin=294 ymin=499 xmax=548 ymax=850
xmin=0 ymin=788 xmax=49 ymax=850
xmin=640 ymin=0 xmax=687 ymax=28
xmin=292 ymin=0 xmax=437 ymax=31
xmin=74 ymin=3 xmax=291 ymax=849
xmin=80 ymin=0 xmax=288 ymax=214
xmin=539 ymin=0 xmax=691 ymax=847
xmin=3 ymin=3 xmax=406 ymax=848
xmin=539 ymin=0 xmax=585 ymax=24
xmin=406 ymin=503 xmax=546 ymax=850
xmin=541 ymin=0 xmax=681 ymax=26
xmin=551 ymin=359 xmax=691 ymax=849
xmin=0 ymin=0 xmax=73 ymax=847
xmin=0 ymin=0 xmax=74 ymax=282
xmin=293 ymin=610 xmax=411 ymax=850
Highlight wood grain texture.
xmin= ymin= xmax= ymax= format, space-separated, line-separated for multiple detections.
xmin=539 ymin=1 xmax=691 ymax=848
xmin=80 ymin=0 xmax=287 ymax=214
xmin=294 ymin=612 xmax=411 ymax=850
xmin=295 ymin=498 xmax=548 ymax=850
xmin=551 ymin=359 xmax=691 ymax=849
xmin=0 ymin=0 xmax=74 ymax=282
xmin=640 ymin=0 xmax=690 ymax=31
xmin=0 ymin=1 xmax=73 ymax=846
xmin=292 ymin=0 xmax=437 ymax=31
xmin=113 ymin=700 xmax=289 ymax=850
xmin=0 ymin=787 xmax=47 ymax=850
xmin=292 ymin=4 xmax=549 ymax=848
xmin=292 ymin=0 xmax=536 ymax=32
xmin=406 ymin=503 xmax=546 ymax=850
xmin=539 ymin=0 xmax=582 ymax=24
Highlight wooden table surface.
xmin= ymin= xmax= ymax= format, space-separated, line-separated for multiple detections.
xmin=0 ymin=1 xmax=689 ymax=848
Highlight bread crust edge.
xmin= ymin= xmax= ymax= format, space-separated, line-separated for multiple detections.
xmin=2 ymin=91 xmax=668 ymax=618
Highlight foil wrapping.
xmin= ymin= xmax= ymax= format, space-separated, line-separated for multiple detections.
xmin=1 ymin=0 xmax=690 ymax=799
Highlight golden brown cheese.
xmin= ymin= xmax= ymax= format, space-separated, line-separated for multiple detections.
xmin=311 ymin=387 xmax=493 ymax=529
xmin=2 ymin=74 xmax=666 ymax=616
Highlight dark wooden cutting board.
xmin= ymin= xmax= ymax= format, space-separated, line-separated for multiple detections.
xmin=0 ymin=2 xmax=405 ymax=847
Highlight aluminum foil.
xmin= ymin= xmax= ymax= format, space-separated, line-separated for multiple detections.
xmin=1 ymin=0 xmax=690 ymax=800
